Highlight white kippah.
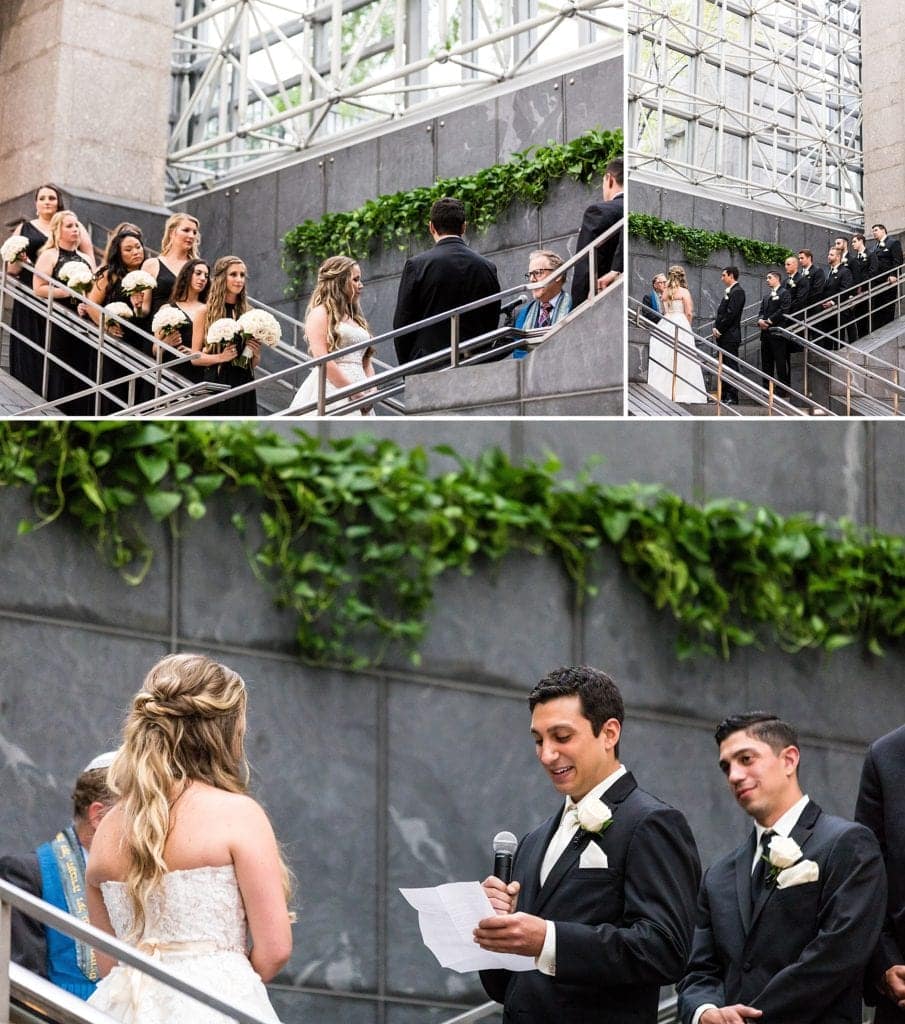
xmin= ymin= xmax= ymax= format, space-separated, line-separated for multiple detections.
xmin=83 ymin=750 xmax=118 ymax=773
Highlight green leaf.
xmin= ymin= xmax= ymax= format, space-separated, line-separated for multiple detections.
xmin=144 ymin=490 xmax=183 ymax=520
xmin=135 ymin=452 xmax=170 ymax=486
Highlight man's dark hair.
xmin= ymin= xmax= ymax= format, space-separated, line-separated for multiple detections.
xmin=71 ymin=766 xmax=115 ymax=821
xmin=723 ymin=266 xmax=739 ymax=281
xmin=528 ymin=665 xmax=624 ymax=737
xmin=872 ymin=223 xmax=887 ymax=233
xmin=797 ymin=249 xmax=813 ymax=261
xmin=430 ymin=197 xmax=466 ymax=236
xmin=714 ymin=712 xmax=799 ymax=756
xmin=605 ymin=158 xmax=624 ymax=187
xmin=852 ymin=232 xmax=865 ymax=243
xmin=766 ymin=270 xmax=781 ymax=284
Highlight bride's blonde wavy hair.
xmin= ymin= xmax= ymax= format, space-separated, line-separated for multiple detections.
xmin=109 ymin=653 xmax=292 ymax=938
xmin=306 ymin=255 xmax=372 ymax=357
xmin=664 ymin=264 xmax=688 ymax=302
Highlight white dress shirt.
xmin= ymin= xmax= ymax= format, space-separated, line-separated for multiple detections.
xmin=535 ymin=764 xmax=628 ymax=976
xmin=691 ymin=795 xmax=810 ymax=1024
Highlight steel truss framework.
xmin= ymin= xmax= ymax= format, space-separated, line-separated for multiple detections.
xmin=628 ymin=0 xmax=863 ymax=222
xmin=167 ymin=0 xmax=622 ymax=197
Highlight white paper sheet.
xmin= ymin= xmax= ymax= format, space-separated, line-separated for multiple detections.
xmin=400 ymin=881 xmax=536 ymax=973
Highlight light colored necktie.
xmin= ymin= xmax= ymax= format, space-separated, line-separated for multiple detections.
xmin=540 ymin=802 xmax=580 ymax=885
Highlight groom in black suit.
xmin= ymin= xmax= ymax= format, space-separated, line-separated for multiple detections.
xmin=571 ymin=159 xmax=624 ymax=307
xmin=678 ymin=712 xmax=886 ymax=1024
xmin=855 ymin=724 xmax=905 ymax=1022
xmin=711 ymin=267 xmax=746 ymax=404
xmin=476 ymin=666 xmax=701 ymax=1023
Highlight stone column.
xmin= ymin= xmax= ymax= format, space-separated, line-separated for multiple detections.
xmin=0 ymin=0 xmax=173 ymax=207
xmin=862 ymin=0 xmax=905 ymax=233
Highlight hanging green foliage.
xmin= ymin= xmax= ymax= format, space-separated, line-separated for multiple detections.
xmin=1 ymin=422 xmax=902 ymax=668
xmin=629 ymin=212 xmax=793 ymax=267
xmin=281 ymin=128 xmax=623 ymax=294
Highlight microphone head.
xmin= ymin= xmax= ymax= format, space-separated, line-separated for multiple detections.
xmin=492 ymin=830 xmax=518 ymax=856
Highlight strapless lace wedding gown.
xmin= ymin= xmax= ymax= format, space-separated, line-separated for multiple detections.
xmin=647 ymin=299 xmax=708 ymax=403
xmin=87 ymin=865 xmax=280 ymax=1023
xmin=290 ymin=320 xmax=374 ymax=415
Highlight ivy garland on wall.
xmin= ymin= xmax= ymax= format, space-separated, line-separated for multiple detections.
xmin=1 ymin=422 xmax=903 ymax=668
xmin=628 ymin=212 xmax=793 ymax=268
xmin=282 ymin=128 xmax=623 ymax=294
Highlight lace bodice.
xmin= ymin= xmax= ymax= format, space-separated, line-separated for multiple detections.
xmin=664 ymin=299 xmax=687 ymax=314
xmin=101 ymin=865 xmax=247 ymax=953
xmin=332 ymin=320 xmax=370 ymax=365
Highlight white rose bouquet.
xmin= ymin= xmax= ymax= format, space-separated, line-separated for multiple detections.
xmin=103 ymin=301 xmax=134 ymax=338
xmin=204 ymin=317 xmax=242 ymax=355
xmin=58 ymin=260 xmax=94 ymax=295
xmin=233 ymin=308 xmax=281 ymax=368
xmin=120 ymin=270 xmax=157 ymax=296
xmin=152 ymin=305 xmax=190 ymax=338
xmin=1 ymin=234 xmax=29 ymax=264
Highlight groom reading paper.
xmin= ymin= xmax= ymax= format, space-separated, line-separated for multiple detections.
xmin=475 ymin=666 xmax=701 ymax=1023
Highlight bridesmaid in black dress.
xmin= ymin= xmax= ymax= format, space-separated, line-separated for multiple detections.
xmin=5 ymin=184 xmax=93 ymax=395
xmin=31 ymin=210 xmax=96 ymax=415
xmin=190 ymin=255 xmax=260 ymax=416
xmin=152 ymin=259 xmax=209 ymax=389
xmin=140 ymin=214 xmax=201 ymax=322
xmin=85 ymin=228 xmax=153 ymax=414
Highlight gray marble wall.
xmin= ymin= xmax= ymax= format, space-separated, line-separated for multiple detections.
xmin=1 ymin=420 xmax=903 ymax=1022
xmin=172 ymin=56 xmax=623 ymax=354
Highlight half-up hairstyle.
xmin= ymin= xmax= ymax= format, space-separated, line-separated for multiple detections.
xmin=108 ymin=653 xmax=248 ymax=938
xmin=307 ymin=255 xmax=371 ymax=356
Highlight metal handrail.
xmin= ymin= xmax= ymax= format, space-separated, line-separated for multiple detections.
xmin=628 ymin=297 xmax=821 ymax=416
xmin=0 ymin=879 xmax=278 ymax=1024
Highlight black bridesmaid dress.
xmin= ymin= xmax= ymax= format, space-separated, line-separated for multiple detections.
xmin=9 ymin=220 xmax=50 ymax=395
xmin=97 ymin=280 xmax=154 ymax=414
xmin=46 ymin=249 xmax=94 ymax=416
xmin=203 ymin=303 xmax=257 ymax=416
xmin=148 ymin=259 xmax=178 ymax=321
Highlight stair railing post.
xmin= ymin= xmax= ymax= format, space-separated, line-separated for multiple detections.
xmin=317 ymin=362 xmax=327 ymax=415
xmin=41 ymin=287 xmax=54 ymax=400
xmin=670 ymin=322 xmax=679 ymax=402
xmin=716 ymin=351 xmax=723 ymax=415
xmin=95 ymin=313 xmax=107 ymax=416
xmin=0 ymin=894 xmax=10 ymax=1022
xmin=0 ymin=264 xmax=6 ymax=370
xmin=450 ymin=314 xmax=460 ymax=367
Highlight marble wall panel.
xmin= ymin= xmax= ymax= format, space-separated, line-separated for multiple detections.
xmin=874 ymin=422 xmax=905 ymax=533
xmin=436 ymin=104 xmax=497 ymax=180
xmin=376 ymin=125 xmax=435 ymax=198
xmin=496 ymin=80 xmax=564 ymax=160
xmin=326 ymin=141 xmax=381 ymax=216
xmin=565 ymin=58 xmax=622 ymax=137
xmin=230 ymin=175 xmax=279 ymax=268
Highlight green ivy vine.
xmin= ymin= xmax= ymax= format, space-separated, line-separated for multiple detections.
xmin=282 ymin=128 xmax=623 ymax=294
xmin=629 ymin=212 xmax=793 ymax=268
xmin=1 ymin=422 xmax=903 ymax=668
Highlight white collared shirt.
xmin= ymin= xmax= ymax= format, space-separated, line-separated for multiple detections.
xmin=692 ymin=795 xmax=810 ymax=1024
xmin=536 ymin=764 xmax=628 ymax=976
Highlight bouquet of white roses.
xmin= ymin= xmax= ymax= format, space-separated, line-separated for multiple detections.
xmin=120 ymin=269 xmax=157 ymax=296
xmin=58 ymin=260 xmax=94 ymax=295
xmin=1 ymin=234 xmax=29 ymax=264
xmin=104 ymin=302 xmax=134 ymax=321
xmin=233 ymin=308 xmax=281 ymax=368
xmin=204 ymin=317 xmax=242 ymax=354
xmin=152 ymin=305 xmax=190 ymax=337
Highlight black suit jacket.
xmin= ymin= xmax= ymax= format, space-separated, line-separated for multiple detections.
xmin=481 ymin=772 xmax=701 ymax=1023
xmin=758 ymin=289 xmax=791 ymax=337
xmin=392 ymin=236 xmax=501 ymax=364
xmin=785 ymin=270 xmax=810 ymax=314
xmin=641 ymin=292 xmax=663 ymax=324
xmin=677 ymin=801 xmax=887 ymax=1024
xmin=803 ymin=265 xmax=826 ymax=303
xmin=713 ymin=284 xmax=746 ymax=348
xmin=824 ymin=264 xmax=853 ymax=305
xmin=856 ymin=725 xmax=905 ymax=1022
xmin=571 ymin=193 xmax=624 ymax=307
xmin=870 ymin=238 xmax=904 ymax=277
xmin=0 ymin=852 xmax=47 ymax=977
xmin=851 ymin=251 xmax=872 ymax=286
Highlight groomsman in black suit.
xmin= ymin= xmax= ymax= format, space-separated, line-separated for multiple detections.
xmin=783 ymin=255 xmax=810 ymax=353
xmin=477 ymin=666 xmax=701 ymax=1024
xmin=571 ymin=158 xmax=624 ymax=307
xmin=393 ymin=196 xmax=501 ymax=366
xmin=868 ymin=224 xmax=904 ymax=329
xmin=678 ymin=712 xmax=886 ymax=1024
xmin=822 ymin=246 xmax=855 ymax=348
xmin=855 ymin=724 xmax=905 ymax=1023
xmin=798 ymin=249 xmax=826 ymax=305
xmin=757 ymin=271 xmax=792 ymax=387
xmin=641 ymin=273 xmax=667 ymax=324
xmin=850 ymin=233 xmax=872 ymax=337
xmin=711 ymin=267 xmax=746 ymax=404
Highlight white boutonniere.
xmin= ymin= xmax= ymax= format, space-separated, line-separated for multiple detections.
xmin=787 ymin=278 xmax=796 ymax=288
xmin=724 ymin=287 xmax=732 ymax=298
xmin=763 ymin=835 xmax=818 ymax=888
xmin=575 ymin=797 xmax=613 ymax=834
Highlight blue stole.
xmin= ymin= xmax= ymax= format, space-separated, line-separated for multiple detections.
xmin=36 ymin=829 xmax=98 ymax=999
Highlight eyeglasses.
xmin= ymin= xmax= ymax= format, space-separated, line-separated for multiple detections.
xmin=525 ymin=268 xmax=557 ymax=280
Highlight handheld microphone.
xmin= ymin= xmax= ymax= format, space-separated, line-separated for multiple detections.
xmin=501 ymin=294 xmax=527 ymax=327
xmin=492 ymin=830 xmax=518 ymax=884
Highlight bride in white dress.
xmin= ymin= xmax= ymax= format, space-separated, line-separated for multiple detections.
xmin=647 ymin=264 xmax=708 ymax=403
xmin=290 ymin=255 xmax=376 ymax=416
xmin=86 ymin=654 xmax=293 ymax=1023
